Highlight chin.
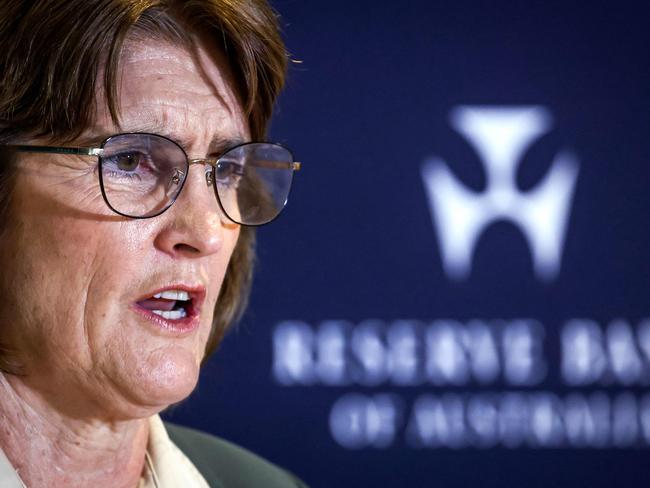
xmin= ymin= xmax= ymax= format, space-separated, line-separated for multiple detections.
xmin=131 ymin=346 xmax=201 ymax=411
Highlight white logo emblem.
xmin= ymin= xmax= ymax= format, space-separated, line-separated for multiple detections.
xmin=421 ymin=106 xmax=579 ymax=281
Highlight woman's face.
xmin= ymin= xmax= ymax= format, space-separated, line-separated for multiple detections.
xmin=0 ymin=36 xmax=246 ymax=419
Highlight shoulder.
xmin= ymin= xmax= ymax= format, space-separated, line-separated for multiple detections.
xmin=164 ymin=421 xmax=309 ymax=488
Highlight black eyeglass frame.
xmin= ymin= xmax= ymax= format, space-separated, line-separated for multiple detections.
xmin=5 ymin=132 xmax=302 ymax=226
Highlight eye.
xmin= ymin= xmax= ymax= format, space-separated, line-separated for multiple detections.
xmin=115 ymin=153 xmax=142 ymax=171
xmin=216 ymin=160 xmax=244 ymax=185
xmin=101 ymin=150 xmax=157 ymax=182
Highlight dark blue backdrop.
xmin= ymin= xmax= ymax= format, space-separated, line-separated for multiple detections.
xmin=163 ymin=2 xmax=650 ymax=487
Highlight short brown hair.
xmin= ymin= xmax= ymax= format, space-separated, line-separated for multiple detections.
xmin=0 ymin=0 xmax=288 ymax=371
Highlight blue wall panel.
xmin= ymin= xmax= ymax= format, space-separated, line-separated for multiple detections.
xmin=164 ymin=2 xmax=650 ymax=486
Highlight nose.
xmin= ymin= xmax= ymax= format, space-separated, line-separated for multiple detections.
xmin=153 ymin=163 xmax=235 ymax=258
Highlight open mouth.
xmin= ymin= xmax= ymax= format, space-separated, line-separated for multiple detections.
xmin=133 ymin=287 xmax=205 ymax=331
xmin=137 ymin=290 xmax=193 ymax=320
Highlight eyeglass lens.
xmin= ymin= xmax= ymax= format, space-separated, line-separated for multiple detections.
xmin=98 ymin=133 xmax=295 ymax=225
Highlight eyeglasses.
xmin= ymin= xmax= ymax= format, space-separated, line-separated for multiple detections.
xmin=6 ymin=132 xmax=301 ymax=226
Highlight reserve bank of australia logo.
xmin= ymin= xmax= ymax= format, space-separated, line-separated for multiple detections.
xmin=421 ymin=106 xmax=579 ymax=282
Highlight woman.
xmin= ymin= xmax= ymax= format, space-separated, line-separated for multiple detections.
xmin=0 ymin=1 xmax=305 ymax=486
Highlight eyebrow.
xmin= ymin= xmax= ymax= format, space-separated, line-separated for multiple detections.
xmin=78 ymin=127 xmax=247 ymax=156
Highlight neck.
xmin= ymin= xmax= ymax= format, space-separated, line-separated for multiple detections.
xmin=0 ymin=373 xmax=149 ymax=488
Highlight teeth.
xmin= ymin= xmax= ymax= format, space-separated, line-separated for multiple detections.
xmin=153 ymin=290 xmax=190 ymax=301
xmin=151 ymin=309 xmax=187 ymax=320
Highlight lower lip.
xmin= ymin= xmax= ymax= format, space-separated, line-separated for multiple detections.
xmin=130 ymin=304 xmax=200 ymax=334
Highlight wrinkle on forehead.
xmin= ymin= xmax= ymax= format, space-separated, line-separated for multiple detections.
xmin=121 ymin=37 xmax=237 ymax=117
xmin=88 ymin=37 xmax=248 ymax=153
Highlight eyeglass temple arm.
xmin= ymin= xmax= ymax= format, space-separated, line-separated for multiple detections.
xmin=189 ymin=158 xmax=301 ymax=171
xmin=4 ymin=145 xmax=103 ymax=156
xmin=250 ymin=160 xmax=302 ymax=171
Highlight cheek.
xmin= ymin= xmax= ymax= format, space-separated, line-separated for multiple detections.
xmin=0 ymin=218 xmax=95 ymax=369
xmin=0 ymin=193 xmax=147 ymax=366
xmin=6 ymin=169 xmax=121 ymax=276
xmin=207 ymin=226 xmax=240 ymax=302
